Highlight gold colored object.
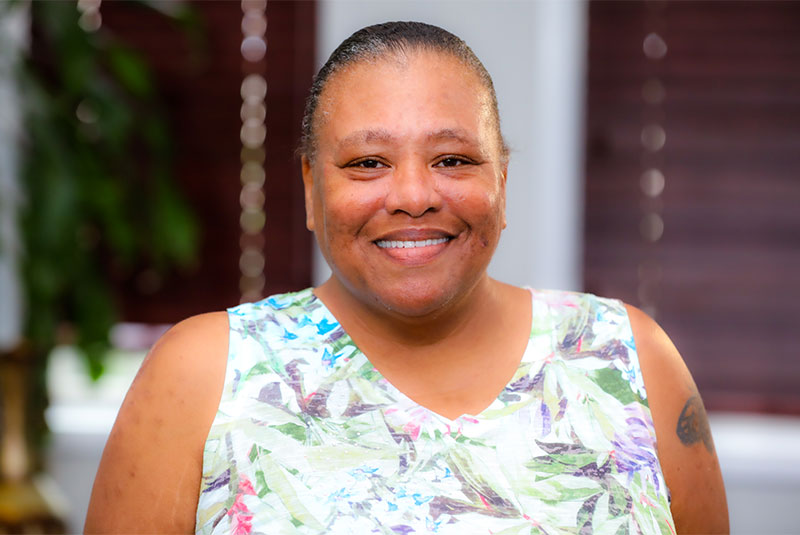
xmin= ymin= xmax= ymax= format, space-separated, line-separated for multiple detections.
xmin=0 ymin=345 xmax=67 ymax=534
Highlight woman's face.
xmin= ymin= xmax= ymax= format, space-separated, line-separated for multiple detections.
xmin=303 ymin=50 xmax=508 ymax=318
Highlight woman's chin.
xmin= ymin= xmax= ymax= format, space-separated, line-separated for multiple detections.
xmin=365 ymin=281 xmax=471 ymax=321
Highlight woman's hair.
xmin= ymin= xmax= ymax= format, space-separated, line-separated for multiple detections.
xmin=298 ymin=21 xmax=508 ymax=163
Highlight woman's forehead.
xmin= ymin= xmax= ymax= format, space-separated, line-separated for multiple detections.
xmin=315 ymin=51 xmax=497 ymax=150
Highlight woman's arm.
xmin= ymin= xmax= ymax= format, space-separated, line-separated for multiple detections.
xmin=84 ymin=311 xmax=229 ymax=534
xmin=627 ymin=304 xmax=729 ymax=534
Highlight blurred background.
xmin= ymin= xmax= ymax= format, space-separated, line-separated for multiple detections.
xmin=0 ymin=0 xmax=798 ymax=532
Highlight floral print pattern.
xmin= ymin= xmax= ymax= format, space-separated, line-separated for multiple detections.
xmin=196 ymin=288 xmax=675 ymax=534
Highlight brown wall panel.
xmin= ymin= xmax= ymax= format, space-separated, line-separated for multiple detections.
xmin=585 ymin=1 xmax=800 ymax=414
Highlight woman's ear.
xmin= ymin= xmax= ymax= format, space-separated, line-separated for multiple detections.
xmin=301 ymin=155 xmax=315 ymax=232
xmin=500 ymin=164 xmax=508 ymax=230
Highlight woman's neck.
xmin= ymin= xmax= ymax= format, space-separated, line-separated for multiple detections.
xmin=313 ymin=275 xmax=532 ymax=420
xmin=314 ymin=274 xmax=504 ymax=350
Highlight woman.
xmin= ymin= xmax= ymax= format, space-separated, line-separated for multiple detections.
xmin=86 ymin=22 xmax=728 ymax=534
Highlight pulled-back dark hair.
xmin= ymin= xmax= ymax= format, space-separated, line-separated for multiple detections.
xmin=298 ymin=21 xmax=508 ymax=163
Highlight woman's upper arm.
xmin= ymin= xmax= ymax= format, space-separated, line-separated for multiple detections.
xmin=626 ymin=304 xmax=729 ymax=534
xmin=84 ymin=311 xmax=229 ymax=534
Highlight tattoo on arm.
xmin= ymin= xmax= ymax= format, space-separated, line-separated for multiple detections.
xmin=676 ymin=394 xmax=714 ymax=453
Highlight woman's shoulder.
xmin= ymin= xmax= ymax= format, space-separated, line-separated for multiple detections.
xmin=136 ymin=310 xmax=231 ymax=402
xmin=150 ymin=310 xmax=230 ymax=362
xmin=85 ymin=310 xmax=230 ymax=533
xmin=623 ymin=303 xmax=729 ymax=533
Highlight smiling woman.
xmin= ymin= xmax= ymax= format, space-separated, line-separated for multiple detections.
xmin=84 ymin=21 xmax=728 ymax=535
xmin=304 ymin=50 xmax=509 ymax=321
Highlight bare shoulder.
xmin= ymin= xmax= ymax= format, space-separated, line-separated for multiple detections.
xmin=85 ymin=311 xmax=230 ymax=534
xmin=624 ymin=304 xmax=729 ymax=534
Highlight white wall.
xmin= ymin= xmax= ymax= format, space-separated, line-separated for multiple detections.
xmin=312 ymin=0 xmax=587 ymax=292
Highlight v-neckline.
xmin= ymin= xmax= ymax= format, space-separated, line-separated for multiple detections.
xmin=309 ymin=288 xmax=536 ymax=425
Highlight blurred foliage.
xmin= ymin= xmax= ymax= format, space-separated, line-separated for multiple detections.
xmin=2 ymin=0 xmax=201 ymax=380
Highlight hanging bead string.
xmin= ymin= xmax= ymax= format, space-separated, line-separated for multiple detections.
xmin=77 ymin=0 xmax=102 ymax=32
xmin=638 ymin=0 xmax=668 ymax=319
xmin=239 ymin=0 xmax=268 ymax=303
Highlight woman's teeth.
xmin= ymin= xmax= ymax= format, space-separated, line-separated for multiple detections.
xmin=376 ymin=237 xmax=449 ymax=249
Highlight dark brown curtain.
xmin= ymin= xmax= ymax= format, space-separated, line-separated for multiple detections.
xmin=584 ymin=1 xmax=800 ymax=413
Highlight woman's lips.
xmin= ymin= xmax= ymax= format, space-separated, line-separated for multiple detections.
xmin=375 ymin=237 xmax=450 ymax=249
xmin=372 ymin=232 xmax=454 ymax=264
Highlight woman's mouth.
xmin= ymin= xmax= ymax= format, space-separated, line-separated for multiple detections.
xmin=375 ymin=237 xmax=450 ymax=249
xmin=372 ymin=232 xmax=454 ymax=265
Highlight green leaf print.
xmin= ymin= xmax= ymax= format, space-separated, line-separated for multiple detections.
xmin=604 ymin=476 xmax=632 ymax=517
xmin=614 ymin=522 xmax=630 ymax=535
xmin=526 ymin=451 xmax=599 ymax=474
xmin=256 ymin=453 xmax=325 ymax=530
xmin=577 ymin=493 xmax=601 ymax=533
xmin=254 ymin=468 xmax=271 ymax=498
xmin=592 ymin=367 xmax=641 ymax=405
xmin=305 ymin=443 xmax=398 ymax=473
xmin=519 ymin=471 xmax=600 ymax=502
xmin=248 ymin=444 xmax=272 ymax=463
xmin=273 ymin=422 xmax=307 ymax=442
xmin=328 ymin=335 xmax=355 ymax=355
xmin=491 ymin=522 xmax=540 ymax=535
xmin=244 ymin=358 xmax=285 ymax=382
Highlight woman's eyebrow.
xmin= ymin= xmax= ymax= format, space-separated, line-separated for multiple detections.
xmin=337 ymin=129 xmax=396 ymax=149
xmin=337 ymin=128 xmax=480 ymax=150
xmin=426 ymin=128 xmax=478 ymax=146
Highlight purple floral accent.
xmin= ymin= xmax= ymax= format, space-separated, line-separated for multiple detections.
xmin=556 ymin=397 xmax=568 ymax=420
xmin=612 ymin=404 xmax=663 ymax=495
xmin=535 ymin=401 xmax=552 ymax=437
xmin=203 ymin=469 xmax=231 ymax=493
xmin=256 ymin=382 xmax=282 ymax=404
xmin=508 ymin=368 xmax=544 ymax=393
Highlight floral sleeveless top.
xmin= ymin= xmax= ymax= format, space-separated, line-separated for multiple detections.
xmin=196 ymin=288 xmax=675 ymax=534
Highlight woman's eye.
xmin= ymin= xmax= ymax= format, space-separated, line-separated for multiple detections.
xmin=352 ymin=159 xmax=385 ymax=169
xmin=435 ymin=157 xmax=470 ymax=168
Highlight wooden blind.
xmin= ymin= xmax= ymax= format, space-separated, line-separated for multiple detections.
xmin=584 ymin=1 xmax=800 ymax=413
xmin=101 ymin=0 xmax=315 ymax=323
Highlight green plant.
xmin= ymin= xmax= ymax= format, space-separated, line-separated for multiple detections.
xmin=0 ymin=4 xmax=203 ymax=528
xmin=7 ymin=0 xmax=200 ymax=379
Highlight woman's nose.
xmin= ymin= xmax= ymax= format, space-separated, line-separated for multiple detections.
xmin=384 ymin=163 xmax=443 ymax=217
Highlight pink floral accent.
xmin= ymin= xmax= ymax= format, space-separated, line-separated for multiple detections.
xmin=638 ymin=492 xmax=656 ymax=508
xmin=401 ymin=406 xmax=432 ymax=441
xmin=228 ymin=475 xmax=256 ymax=535
xmin=403 ymin=421 xmax=421 ymax=441
xmin=239 ymin=476 xmax=256 ymax=496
